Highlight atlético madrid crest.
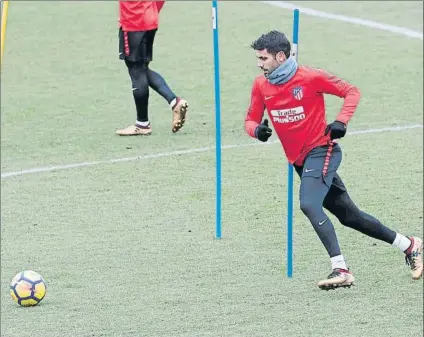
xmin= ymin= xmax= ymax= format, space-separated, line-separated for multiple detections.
xmin=292 ymin=86 xmax=303 ymax=100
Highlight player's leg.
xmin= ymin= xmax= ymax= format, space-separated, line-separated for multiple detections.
xmin=295 ymin=143 xmax=354 ymax=289
xmin=323 ymin=174 xmax=423 ymax=280
xmin=117 ymin=30 xmax=151 ymax=136
xmin=143 ymin=29 xmax=188 ymax=133
xmin=143 ymin=30 xmax=176 ymax=103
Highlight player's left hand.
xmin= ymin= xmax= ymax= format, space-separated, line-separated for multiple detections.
xmin=325 ymin=121 xmax=346 ymax=140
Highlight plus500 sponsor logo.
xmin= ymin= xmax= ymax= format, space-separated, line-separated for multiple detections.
xmin=270 ymin=106 xmax=305 ymax=124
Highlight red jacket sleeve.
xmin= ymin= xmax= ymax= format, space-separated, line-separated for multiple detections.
xmin=245 ymin=78 xmax=265 ymax=138
xmin=312 ymin=68 xmax=360 ymax=125
xmin=156 ymin=1 xmax=165 ymax=13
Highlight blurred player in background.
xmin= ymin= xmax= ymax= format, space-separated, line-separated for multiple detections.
xmin=244 ymin=30 xmax=423 ymax=290
xmin=116 ymin=1 xmax=188 ymax=136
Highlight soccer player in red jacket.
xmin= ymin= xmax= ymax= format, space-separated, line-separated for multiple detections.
xmin=245 ymin=30 xmax=423 ymax=289
xmin=116 ymin=1 xmax=188 ymax=136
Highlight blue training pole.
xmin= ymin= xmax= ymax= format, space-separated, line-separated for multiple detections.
xmin=212 ymin=0 xmax=222 ymax=239
xmin=287 ymin=9 xmax=299 ymax=278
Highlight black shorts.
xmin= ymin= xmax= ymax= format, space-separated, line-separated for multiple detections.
xmin=294 ymin=143 xmax=347 ymax=193
xmin=119 ymin=28 xmax=157 ymax=63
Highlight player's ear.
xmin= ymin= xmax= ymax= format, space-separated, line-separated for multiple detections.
xmin=276 ymin=51 xmax=286 ymax=63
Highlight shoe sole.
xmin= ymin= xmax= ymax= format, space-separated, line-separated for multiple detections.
xmin=172 ymin=102 xmax=188 ymax=133
xmin=319 ymin=282 xmax=354 ymax=291
xmin=116 ymin=132 xmax=152 ymax=136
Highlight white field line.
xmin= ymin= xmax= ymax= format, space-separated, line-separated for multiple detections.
xmin=1 ymin=124 xmax=422 ymax=180
xmin=261 ymin=1 xmax=423 ymax=40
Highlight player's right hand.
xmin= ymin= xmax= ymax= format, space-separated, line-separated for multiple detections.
xmin=255 ymin=119 xmax=272 ymax=142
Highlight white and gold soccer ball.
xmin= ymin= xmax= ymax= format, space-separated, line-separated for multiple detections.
xmin=10 ymin=270 xmax=47 ymax=306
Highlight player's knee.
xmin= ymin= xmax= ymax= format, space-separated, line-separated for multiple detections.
xmin=131 ymin=74 xmax=149 ymax=97
xmin=300 ymin=198 xmax=321 ymax=218
xmin=333 ymin=193 xmax=363 ymax=228
xmin=128 ymin=62 xmax=148 ymax=79
xmin=339 ymin=212 xmax=362 ymax=229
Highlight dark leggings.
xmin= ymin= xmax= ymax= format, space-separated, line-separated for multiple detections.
xmin=125 ymin=60 xmax=176 ymax=122
xmin=295 ymin=144 xmax=396 ymax=258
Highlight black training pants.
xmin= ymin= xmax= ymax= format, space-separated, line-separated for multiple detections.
xmin=120 ymin=28 xmax=177 ymax=122
xmin=294 ymin=143 xmax=396 ymax=258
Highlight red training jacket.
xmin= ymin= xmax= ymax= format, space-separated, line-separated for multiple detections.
xmin=245 ymin=66 xmax=361 ymax=166
xmin=119 ymin=1 xmax=165 ymax=32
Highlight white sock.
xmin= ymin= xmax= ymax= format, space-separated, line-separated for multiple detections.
xmin=330 ymin=255 xmax=348 ymax=270
xmin=392 ymin=233 xmax=411 ymax=252
xmin=136 ymin=121 xmax=149 ymax=127
xmin=169 ymin=98 xmax=177 ymax=108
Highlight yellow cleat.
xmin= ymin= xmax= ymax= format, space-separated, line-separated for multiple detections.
xmin=318 ymin=268 xmax=355 ymax=290
xmin=171 ymin=98 xmax=188 ymax=133
xmin=116 ymin=124 xmax=152 ymax=136
xmin=405 ymin=237 xmax=423 ymax=280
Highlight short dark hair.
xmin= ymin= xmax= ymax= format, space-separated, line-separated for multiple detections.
xmin=250 ymin=30 xmax=291 ymax=59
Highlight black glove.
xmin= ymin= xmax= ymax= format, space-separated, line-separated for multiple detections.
xmin=255 ymin=119 xmax=272 ymax=142
xmin=325 ymin=121 xmax=346 ymax=140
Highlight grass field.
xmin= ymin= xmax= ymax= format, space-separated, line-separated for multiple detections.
xmin=1 ymin=1 xmax=423 ymax=337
